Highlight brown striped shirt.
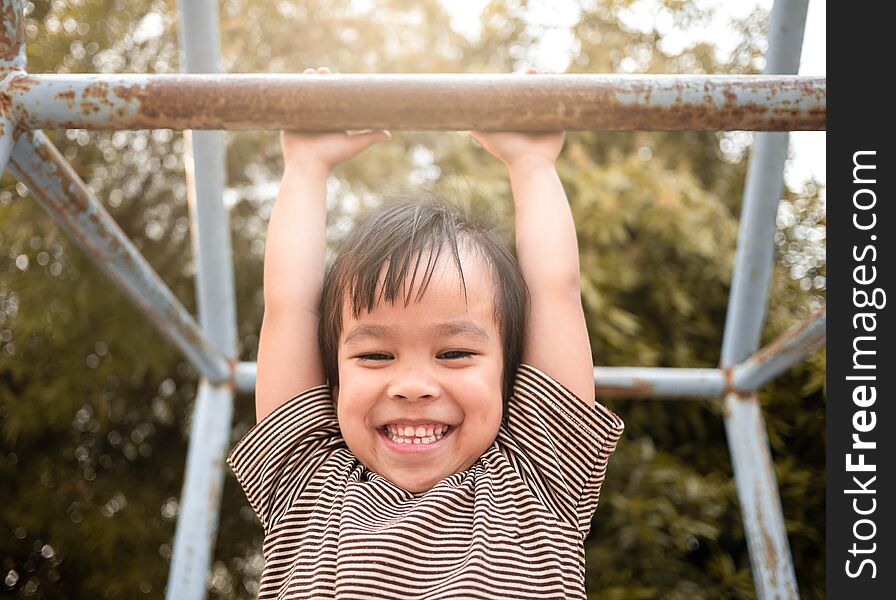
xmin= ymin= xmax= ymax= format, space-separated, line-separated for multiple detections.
xmin=227 ymin=364 xmax=624 ymax=599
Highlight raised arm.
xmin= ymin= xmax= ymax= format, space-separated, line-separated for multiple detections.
xmin=470 ymin=76 xmax=595 ymax=406
xmin=255 ymin=67 xmax=390 ymax=423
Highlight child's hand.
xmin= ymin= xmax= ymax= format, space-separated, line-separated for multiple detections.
xmin=280 ymin=67 xmax=391 ymax=174
xmin=469 ymin=69 xmax=565 ymax=170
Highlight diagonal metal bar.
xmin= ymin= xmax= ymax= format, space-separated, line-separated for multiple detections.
xmin=7 ymin=129 xmax=231 ymax=383
xmin=718 ymin=0 xmax=809 ymax=597
xmin=7 ymin=73 xmax=826 ymax=131
xmin=732 ymin=306 xmax=825 ymax=391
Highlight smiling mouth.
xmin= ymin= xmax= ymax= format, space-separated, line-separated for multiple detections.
xmin=380 ymin=424 xmax=455 ymax=445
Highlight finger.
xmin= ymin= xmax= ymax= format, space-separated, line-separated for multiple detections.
xmin=526 ymin=68 xmax=539 ymax=74
xmin=303 ymin=68 xmax=315 ymax=74
xmin=351 ymin=130 xmax=391 ymax=148
xmin=318 ymin=67 xmax=331 ymax=74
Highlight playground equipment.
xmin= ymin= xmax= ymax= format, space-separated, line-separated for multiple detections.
xmin=0 ymin=0 xmax=824 ymax=597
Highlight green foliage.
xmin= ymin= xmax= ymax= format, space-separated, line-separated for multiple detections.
xmin=1 ymin=0 xmax=824 ymax=598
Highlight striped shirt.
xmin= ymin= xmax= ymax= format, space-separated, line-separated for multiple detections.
xmin=227 ymin=363 xmax=624 ymax=599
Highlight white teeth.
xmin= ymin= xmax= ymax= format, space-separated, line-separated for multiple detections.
xmin=383 ymin=424 xmax=452 ymax=444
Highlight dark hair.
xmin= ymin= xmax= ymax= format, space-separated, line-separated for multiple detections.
xmin=318 ymin=190 xmax=529 ymax=415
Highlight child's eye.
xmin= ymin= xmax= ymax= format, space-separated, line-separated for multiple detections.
xmin=439 ymin=350 xmax=475 ymax=360
xmin=356 ymin=353 xmax=392 ymax=362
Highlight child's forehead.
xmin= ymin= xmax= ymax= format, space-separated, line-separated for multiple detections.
xmin=341 ymin=246 xmax=498 ymax=322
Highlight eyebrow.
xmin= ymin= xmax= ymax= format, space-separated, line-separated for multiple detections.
xmin=343 ymin=320 xmax=491 ymax=346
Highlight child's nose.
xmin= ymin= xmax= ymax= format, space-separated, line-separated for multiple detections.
xmin=387 ymin=367 xmax=440 ymax=401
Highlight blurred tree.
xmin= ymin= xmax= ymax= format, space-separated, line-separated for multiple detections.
xmin=0 ymin=0 xmax=825 ymax=598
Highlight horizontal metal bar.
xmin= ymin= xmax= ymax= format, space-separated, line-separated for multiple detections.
xmin=234 ymin=362 xmax=256 ymax=394
xmin=235 ymin=342 xmax=828 ymax=398
xmin=6 ymin=73 xmax=826 ymax=131
xmin=595 ymin=367 xmax=725 ymax=397
xmin=732 ymin=306 xmax=825 ymax=391
xmin=235 ymin=361 xmax=727 ymax=398
xmin=8 ymin=129 xmax=231 ymax=383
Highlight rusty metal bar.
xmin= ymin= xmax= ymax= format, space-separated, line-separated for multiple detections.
xmin=6 ymin=73 xmax=826 ymax=131
xmin=166 ymin=1 xmax=236 ymax=598
xmin=7 ymin=130 xmax=231 ymax=383
xmin=594 ymin=367 xmax=723 ymax=398
xmin=732 ymin=306 xmax=825 ymax=391
xmin=0 ymin=0 xmax=25 ymax=171
xmin=718 ymin=0 xmax=808 ymax=597
xmin=0 ymin=0 xmax=25 ymax=71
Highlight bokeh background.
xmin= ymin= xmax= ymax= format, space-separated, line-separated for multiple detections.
xmin=1 ymin=0 xmax=825 ymax=598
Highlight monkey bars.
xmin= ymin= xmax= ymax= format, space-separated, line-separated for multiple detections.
xmin=0 ymin=0 xmax=823 ymax=598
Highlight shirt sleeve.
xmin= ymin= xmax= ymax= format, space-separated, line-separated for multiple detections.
xmin=226 ymin=385 xmax=342 ymax=533
xmin=498 ymin=363 xmax=625 ymax=537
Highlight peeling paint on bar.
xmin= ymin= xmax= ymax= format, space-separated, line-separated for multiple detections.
xmin=0 ymin=0 xmax=25 ymax=70
xmin=7 ymin=130 xmax=231 ymax=384
xmin=5 ymin=73 xmax=826 ymax=131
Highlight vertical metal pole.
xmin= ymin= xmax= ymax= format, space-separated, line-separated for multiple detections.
xmin=167 ymin=1 xmax=238 ymax=599
xmin=719 ymin=0 xmax=809 ymax=598
xmin=1 ymin=0 xmax=26 ymax=172
xmin=0 ymin=0 xmax=25 ymax=70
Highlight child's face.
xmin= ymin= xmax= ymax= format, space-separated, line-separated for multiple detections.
xmin=334 ymin=246 xmax=504 ymax=494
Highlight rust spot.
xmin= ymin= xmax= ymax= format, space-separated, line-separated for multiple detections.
xmin=79 ymin=101 xmax=102 ymax=115
xmin=0 ymin=5 xmax=25 ymax=64
xmin=595 ymin=378 xmax=654 ymax=398
xmin=7 ymin=74 xmax=38 ymax=93
xmin=754 ymin=487 xmax=780 ymax=588
xmin=82 ymin=81 xmax=110 ymax=100
xmin=55 ymin=90 xmax=76 ymax=108
xmin=112 ymin=84 xmax=146 ymax=102
xmin=0 ymin=91 xmax=10 ymax=118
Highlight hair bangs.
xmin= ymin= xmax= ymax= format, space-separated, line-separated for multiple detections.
xmin=345 ymin=207 xmax=467 ymax=319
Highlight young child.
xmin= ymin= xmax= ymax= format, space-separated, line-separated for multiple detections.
xmin=227 ymin=67 xmax=625 ymax=599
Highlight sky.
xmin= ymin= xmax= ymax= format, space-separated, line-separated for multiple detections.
xmin=439 ymin=0 xmax=826 ymax=191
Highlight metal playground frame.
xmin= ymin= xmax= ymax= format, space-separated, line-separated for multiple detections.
xmin=0 ymin=0 xmax=825 ymax=597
